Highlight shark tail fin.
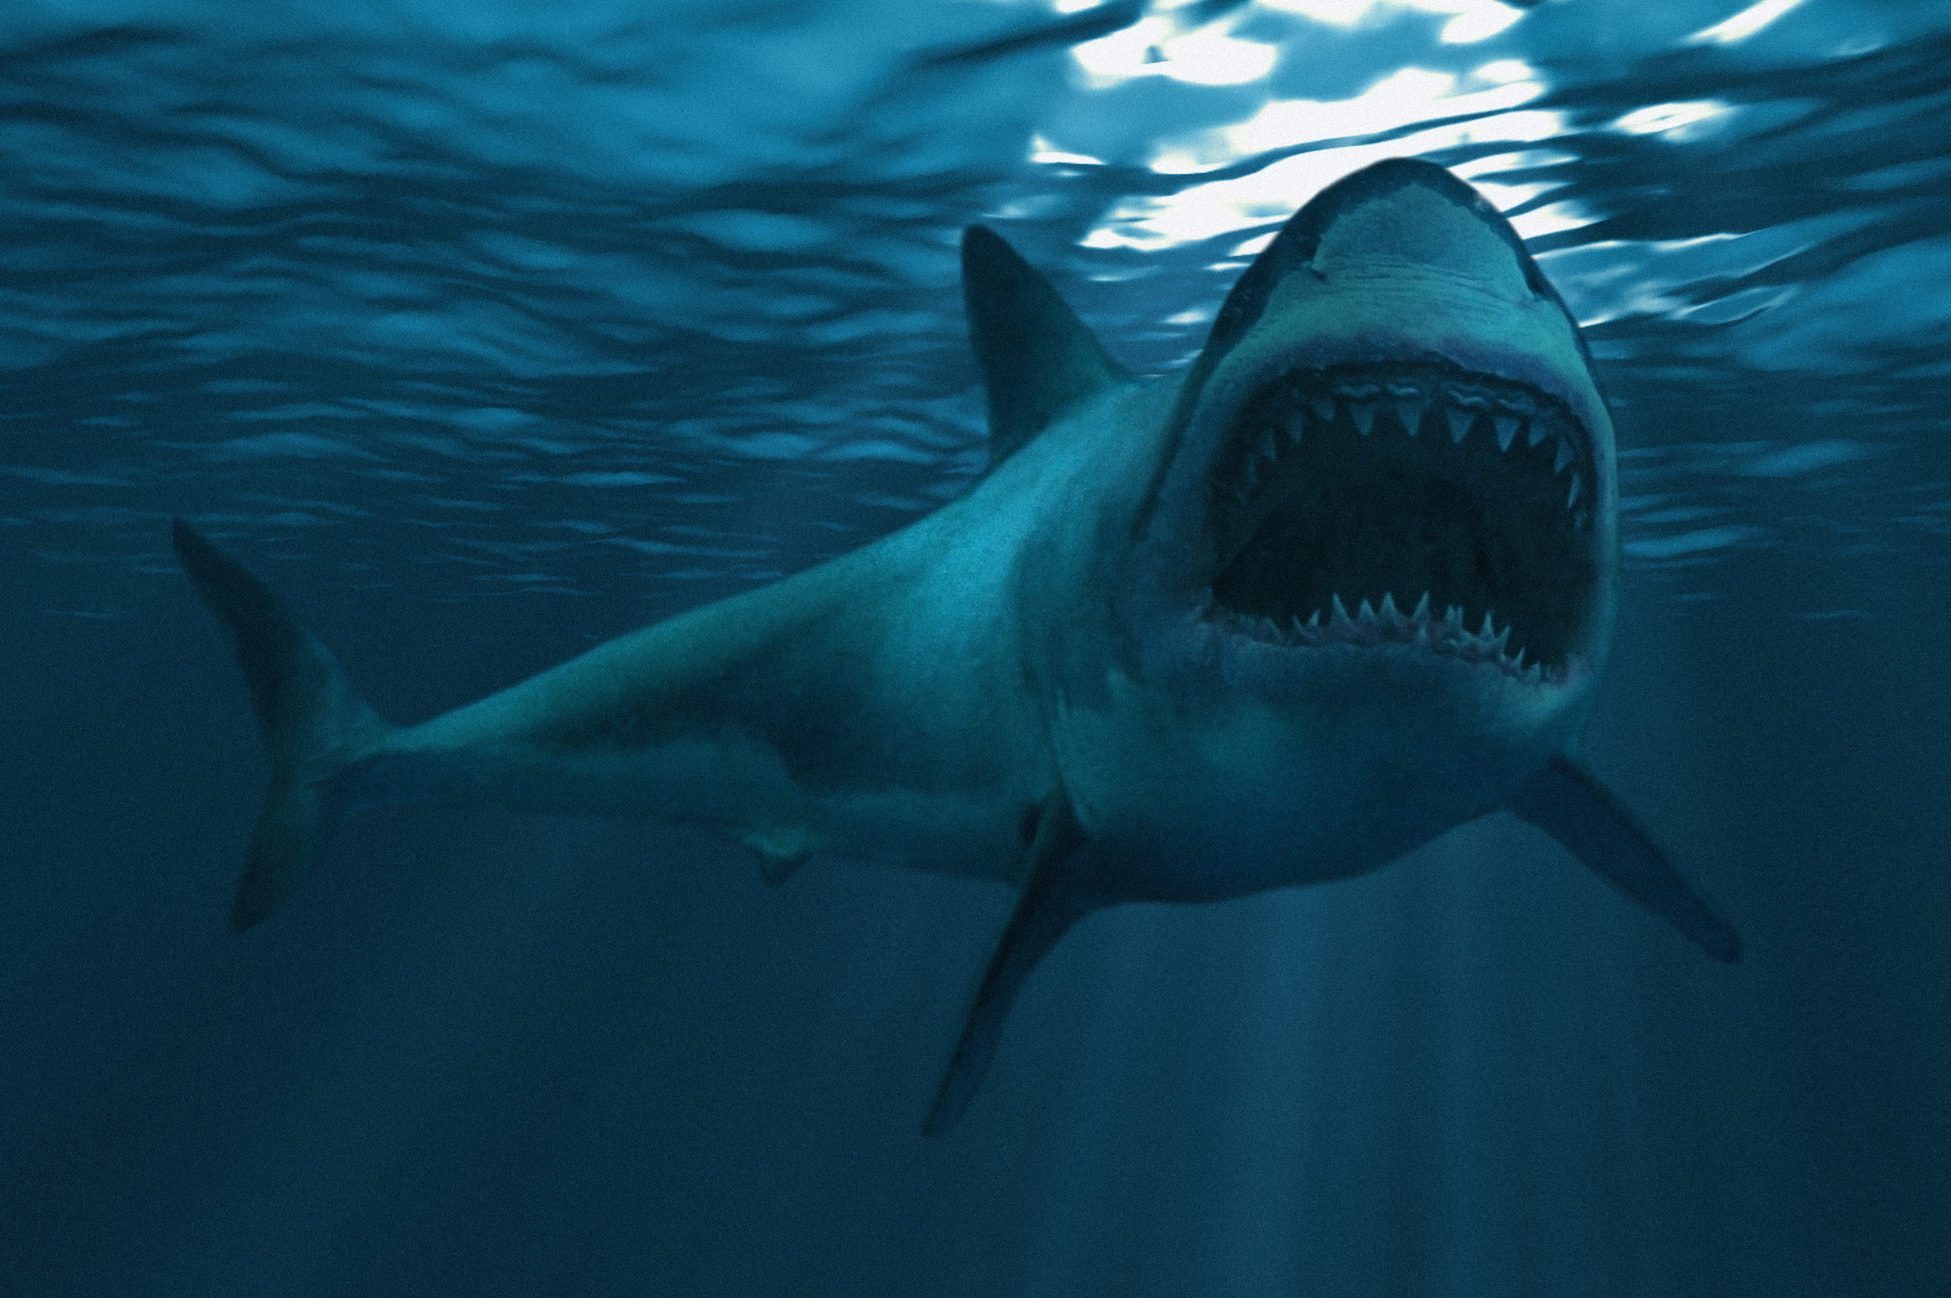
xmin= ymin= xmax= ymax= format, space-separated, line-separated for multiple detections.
xmin=171 ymin=519 xmax=392 ymax=929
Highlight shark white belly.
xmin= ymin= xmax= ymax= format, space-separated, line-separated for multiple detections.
xmin=175 ymin=158 xmax=1740 ymax=1135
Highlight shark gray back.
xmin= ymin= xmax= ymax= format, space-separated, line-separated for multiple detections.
xmin=175 ymin=157 xmax=1738 ymax=1139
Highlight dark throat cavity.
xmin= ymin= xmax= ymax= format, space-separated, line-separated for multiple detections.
xmin=1207 ymin=364 xmax=1599 ymax=680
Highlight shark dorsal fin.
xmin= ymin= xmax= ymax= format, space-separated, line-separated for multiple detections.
xmin=961 ymin=225 xmax=1124 ymax=469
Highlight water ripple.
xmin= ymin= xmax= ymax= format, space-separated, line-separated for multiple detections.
xmin=1 ymin=3 xmax=1947 ymax=623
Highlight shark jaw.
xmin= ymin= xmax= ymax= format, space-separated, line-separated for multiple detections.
xmin=1202 ymin=358 xmax=1602 ymax=685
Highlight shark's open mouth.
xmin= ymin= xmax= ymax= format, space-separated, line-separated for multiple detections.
xmin=1206 ymin=363 xmax=1599 ymax=681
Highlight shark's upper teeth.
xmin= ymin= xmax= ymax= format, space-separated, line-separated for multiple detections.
xmin=1229 ymin=372 xmax=1593 ymax=526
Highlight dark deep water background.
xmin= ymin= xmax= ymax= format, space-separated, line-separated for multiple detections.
xmin=3 ymin=0 xmax=1949 ymax=1293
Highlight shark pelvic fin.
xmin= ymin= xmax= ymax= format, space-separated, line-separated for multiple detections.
xmin=172 ymin=520 xmax=391 ymax=930
xmin=1510 ymin=753 xmax=1742 ymax=963
xmin=749 ymin=838 xmax=810 ymax=887
xmin=924 ymin=788 xmax=1096 ymax=1136
xmin=960 ymin=225 xmax=1125 ymax=469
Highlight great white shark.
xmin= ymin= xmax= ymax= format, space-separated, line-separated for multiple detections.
xmin=174 ymin=158 xmax=1740 ymax=1135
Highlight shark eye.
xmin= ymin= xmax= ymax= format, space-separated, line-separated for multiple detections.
xmin=1205 ymin=364 xmax=1599 ymax=681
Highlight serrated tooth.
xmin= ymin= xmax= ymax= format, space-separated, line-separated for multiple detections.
xmin=1306 ymin=608 xmax=1324 ymax=629
xmin=1257 ymin=427 xmax=1279 ymax=460
xmin=1443 ymin=604 xmax=1464 ymax=630
xmin=1395 ymin=398 xmax=1426 ymax=435
xmin=1478 ymin=611 xmax=1496 ymax=638
xmin=1290 ymin=615 xmax=1306 ymax=640
xmin=1286 ymin=410 xmax=1308 ymax=442
xmin=1380 ymin=591 xmax=1399 ymax=620
xmin=1310 ymin=394 xmax=1336 ymax=423
xmin=1331 ymin=593 xmax=1352 ymax=625
xmin=1358 ymin=597 xmax=1376 ymax=622
xmin=1349 ymin=402 xmax=1377 ymax=436
xmin=1554 ymin=439 xmax=1575 ymax=473
xmin=1525 ymin=661 xmax=1542 ymax=684
xmin=1566 ymin=472 xmax=1583 ymax=509
xmin=1446 ymin=408 xmax=1472 ymax=443
xmin=1491 ymin=625 xmax=1511 ymax=653
xmin=1513 ymin=647 xmax=1528 ymax=669
xmin=1494 ymin=414 xmax=1521 ymax=452
xmin=1528 ymin=420 xmax=1550 ymax=448
xmin=1412 ymin=591 xmax=1431 ymax=621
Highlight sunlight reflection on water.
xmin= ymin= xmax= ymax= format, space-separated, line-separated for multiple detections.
xmin=0 ymin=0 xmax=1946 ymax=620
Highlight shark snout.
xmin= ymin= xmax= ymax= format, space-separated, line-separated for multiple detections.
xmin=1129 ymin=159 xmax=1617 ymax=702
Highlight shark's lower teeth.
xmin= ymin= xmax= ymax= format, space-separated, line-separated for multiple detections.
xmin=1207 ymin=363 xmax=1599 ymax=676
xmin=1231 ymin=592 xmax=1550 ymax=681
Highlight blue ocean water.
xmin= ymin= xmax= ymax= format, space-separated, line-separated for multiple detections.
xmin=3 ymin=1 xmax=1947 ymax=1293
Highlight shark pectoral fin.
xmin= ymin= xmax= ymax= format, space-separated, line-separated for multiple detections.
xmin=1510 ymin=754 xmax=1742 ymax=963
xmin=923 ymin=790 xmax=1096 ymax=1137
xmin=961 ymin=225 xmax=1126 ymax=468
